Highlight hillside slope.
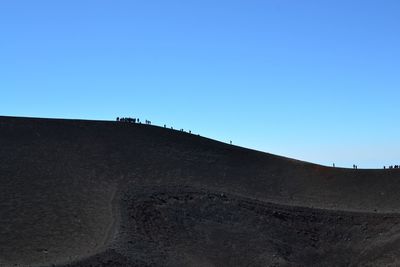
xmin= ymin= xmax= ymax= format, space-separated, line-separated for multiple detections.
xmin=1 ymin=116 xmax=400 ymax=266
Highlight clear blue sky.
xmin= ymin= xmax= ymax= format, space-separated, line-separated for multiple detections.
xmin=1 ymin=1 xmax=400 ymax=168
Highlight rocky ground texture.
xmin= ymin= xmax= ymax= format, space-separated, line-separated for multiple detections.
xmin=1 ymin=116 xmax=400 ymax=266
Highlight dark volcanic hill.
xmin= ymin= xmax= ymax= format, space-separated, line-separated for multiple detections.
xmin=1 ymin=116 xmax=400 ymax=266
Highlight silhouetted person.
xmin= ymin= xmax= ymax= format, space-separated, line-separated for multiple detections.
xmin=164 ymin=124 xmax=166 ymax=128
xmin=230 ymin=140 xmax=232 ymax=145
xmin=333 ymin=163 xmax=335 ymax=167
xmin=116 ymin=117 xmax=120 ymax=121
xmin=384 ymin=166 xmax=386 ymax=169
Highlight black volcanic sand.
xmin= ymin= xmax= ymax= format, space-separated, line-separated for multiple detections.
xmin=1 ymin=117 xmax=400 ymax=266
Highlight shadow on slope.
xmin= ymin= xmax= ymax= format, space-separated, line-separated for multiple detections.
xmin=66 ymin=186 xmax=400 ymax=267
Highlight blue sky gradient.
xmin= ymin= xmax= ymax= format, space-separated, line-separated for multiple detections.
xmin=1 ymin=1 xmax=400 ymax=168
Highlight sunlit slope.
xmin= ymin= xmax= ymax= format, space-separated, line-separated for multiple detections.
xmin=1 ymin=116 xmax=398 ymax=212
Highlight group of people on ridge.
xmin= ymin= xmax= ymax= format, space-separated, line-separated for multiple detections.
xmin=116 ymin=116 xmax=232 ymax=146
xmin=117 ymin=117 xmax=137 ymax=123
xmin=116 ymin=117 xmax=151 ymax=125
xmin=384 ymin=165 xmax=400 ymax=169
